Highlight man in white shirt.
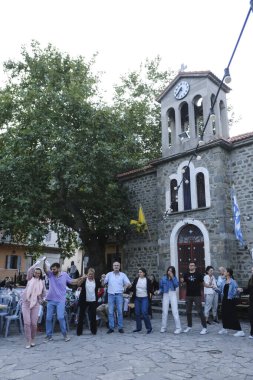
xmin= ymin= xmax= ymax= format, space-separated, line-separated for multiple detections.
xmin=101 ymin=261 xmax=131 ymax=333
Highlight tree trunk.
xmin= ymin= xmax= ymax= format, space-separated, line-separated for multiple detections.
xmin=84 ymin=237 xmax=106 ymax=277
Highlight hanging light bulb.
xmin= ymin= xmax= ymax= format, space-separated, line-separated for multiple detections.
xmin=196 ymin=155 xmax=201 ymax=161
xmin=224 ymin=67 xmax=231 ymax=84
xmin=199 ymin=139 xmax=204 ymax=146
xmin=185 ymin=179 xmax=189 ymax=184
xmin=174 ymin=186 xmax=178 ymax=190
xmin=181 ymin=168 xmax=185 ymax=174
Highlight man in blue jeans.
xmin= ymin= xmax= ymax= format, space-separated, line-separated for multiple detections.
xmin=101 ymin=261 xmax=131 ymax=334
xmin=43 ymin=258 xmax=84 ymax=342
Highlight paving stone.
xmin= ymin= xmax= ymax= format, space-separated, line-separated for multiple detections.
xmin=0 ymin=315 xmax=252 ymax=379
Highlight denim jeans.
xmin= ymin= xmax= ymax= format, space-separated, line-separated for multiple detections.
xmin=108 ymin=293 xmax=123 ymax=330
xmin=134 ymin=296 xmax=152 ymax=331
xmin=46 ymin=300 xmax=67 ymax=337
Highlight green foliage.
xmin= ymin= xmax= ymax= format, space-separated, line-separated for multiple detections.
xmin=0 ymin=42 xmax=174 ymax=262
xmin=113 ymin=56 xmax=175 ymax=162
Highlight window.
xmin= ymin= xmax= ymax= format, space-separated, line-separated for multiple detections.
xmin=183 ymin=166 xmax=192 ymax=210
xmin=194 ymin=96 xmax=204 ymax=137
xmin=170 ymin=179 xmax=178 ymax=212
xmin=6 ymin=255 xmax=21 ymax=269
xmin=197 ymin=172 xmax=206 ymax=207
xmin=168 ymin=162 xmax=210 ymax=213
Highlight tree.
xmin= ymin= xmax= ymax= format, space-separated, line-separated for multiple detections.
xmin=0 ymin=42 xmax=175 ymax=273
xmin=113 ymin=56 xmax=176 ymax=162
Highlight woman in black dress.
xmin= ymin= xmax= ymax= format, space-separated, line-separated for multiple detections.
xmin=218 ymin=268 xmax=245 ymax=337
xmin=243 ymin=266 xmax=253 ymax=339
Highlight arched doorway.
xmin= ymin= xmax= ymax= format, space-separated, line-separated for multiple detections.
xmin=178 ymin=224 xmax=205 ymax=300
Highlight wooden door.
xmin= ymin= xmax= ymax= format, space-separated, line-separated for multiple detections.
xmin=178 ymin=224 xmax=205 ymax=300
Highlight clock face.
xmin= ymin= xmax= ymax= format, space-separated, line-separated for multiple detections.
xmin=174 ymin=81 xmax=190 ymax=100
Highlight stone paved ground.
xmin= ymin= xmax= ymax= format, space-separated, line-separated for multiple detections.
xmin=0 ymin=314 xmax=253 ymax=380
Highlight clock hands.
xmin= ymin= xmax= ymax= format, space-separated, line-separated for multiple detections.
xmin=175 ymin=86 xmax=183 ymax=97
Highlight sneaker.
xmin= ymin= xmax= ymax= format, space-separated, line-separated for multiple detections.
xmin=147 ymin=329 xmax=152 ymax=334
xmin=233 ymin=331 xmax=245 ymax=337
xmin=160 ymin=328 xmax=166 ymax=333
xmin=25 ymin=345 xmax=31 ymax=349
xmin=106 ymin=329 xmax=114 ymax=334
xmin=218 ymin=328 xmax=228 ymax=334
xmin=64 ymin=335 xmax=71 ymax=342
xmin=183 ymin=327 xmax=192 ymax=333
xmin=249 ymin=335 xmax=253 ymax=339
xmin=200 ymin=328 xmax=207 ymax=335
xmin=174 ymin=328 xmax=182 ymax=335
xmin=133 ymin=329 xmax=141 ymax=333
xmin=213 ymin=319 xmax=220 ymax=324
xmin=118 ymin=329 xmax=124 ymax=333
xmin=43 ymin=336 xmax=53 ymax=343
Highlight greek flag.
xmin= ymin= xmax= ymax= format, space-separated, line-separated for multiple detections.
xmin=231 ymin=187 xmax=245 ymax=246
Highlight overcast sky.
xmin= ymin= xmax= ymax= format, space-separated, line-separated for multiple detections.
xmin=0 ymin=0 xmax=252 ymax=136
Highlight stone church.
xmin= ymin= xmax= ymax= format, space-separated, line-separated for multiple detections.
xmin=118 ymin=70 xmax=253 ymax=294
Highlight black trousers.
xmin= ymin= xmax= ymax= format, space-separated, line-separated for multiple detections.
xmin=77 ymin=301 xmax=97 ymax=335
xmin=249 ymin=304 xmax=253 ymax=336
xmin=186 ymin=296 xmax=207 ymax=328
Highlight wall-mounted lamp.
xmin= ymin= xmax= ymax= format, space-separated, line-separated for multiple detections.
xmin=178 ymin=131 xmax=190 ymax=141
xmin=224 ymin=67 xmax=231 ymax=84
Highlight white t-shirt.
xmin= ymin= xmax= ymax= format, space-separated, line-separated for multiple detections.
xmin=85 ymin=279 xmax=96 ymax=301
xmin=136 ymin=277 xmax=148 ymax=297
xmin=204 ymin=274 xmax=217 ymax=295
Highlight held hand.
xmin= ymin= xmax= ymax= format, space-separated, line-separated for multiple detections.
xmin=237 ymin=287 xmax=243 ymax=293
xmin=101 ymin=274 xmax=106 ymax=279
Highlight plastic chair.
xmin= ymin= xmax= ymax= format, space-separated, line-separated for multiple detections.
xmin=0 ymin=296 xmax=13 ymax=332
xmin=3 ymin=301 xmax=24 ymax=337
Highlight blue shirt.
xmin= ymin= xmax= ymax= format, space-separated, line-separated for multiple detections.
xmin=104 ymin=271 xmax=130 ymax=295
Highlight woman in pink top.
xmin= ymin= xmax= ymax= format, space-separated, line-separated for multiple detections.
xmin=22 ymin=260 xmax=46 ymax=349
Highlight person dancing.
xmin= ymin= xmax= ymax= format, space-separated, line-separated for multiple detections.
xmin=22 ymin=258 xmax=46 ymax=349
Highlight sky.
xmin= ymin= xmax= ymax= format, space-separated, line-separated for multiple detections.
xmin=0 ymin=0 xmax=252 ymax=137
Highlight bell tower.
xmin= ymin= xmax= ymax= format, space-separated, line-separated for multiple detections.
xmin=157 ymin=71 xmax=231 ymax=157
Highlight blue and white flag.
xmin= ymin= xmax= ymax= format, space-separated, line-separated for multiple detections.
xmin=231 ymin=187 xmax=245 ymax=246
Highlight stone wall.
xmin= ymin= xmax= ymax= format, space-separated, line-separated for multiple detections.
xmin=230 ymin=142 xmax=253 ymax=285
xmin=122 ymin=171 xmax=160 ymax=281
xmin=121 ymin=138 xmax=253 ymax=286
